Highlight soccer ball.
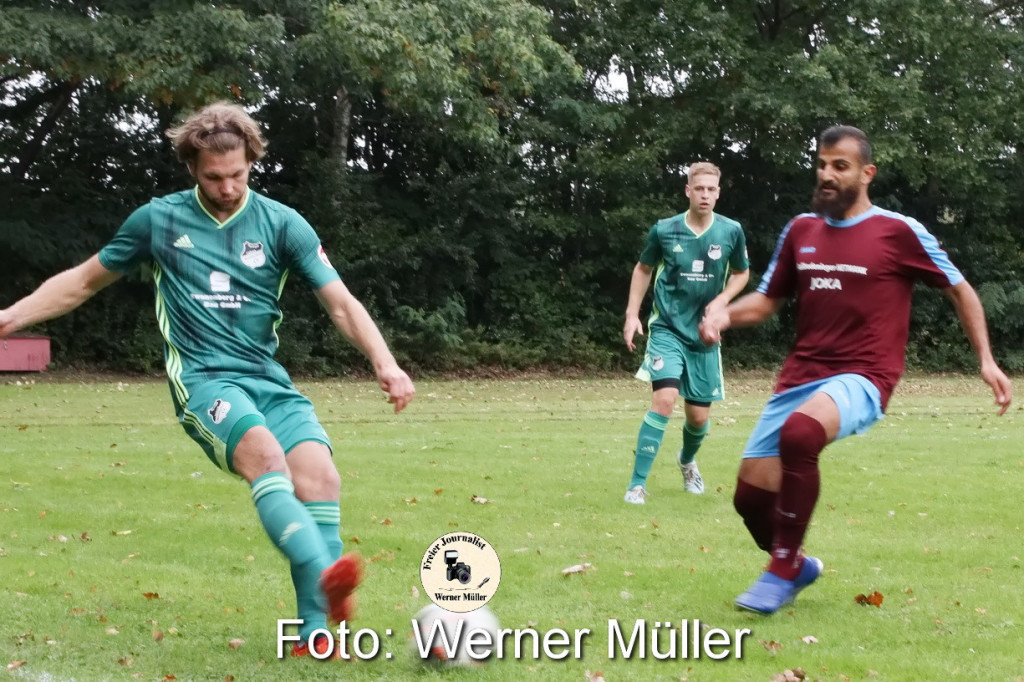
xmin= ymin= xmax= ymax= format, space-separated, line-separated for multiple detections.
xmin=409 ymin=603 xmax=500 ymax=667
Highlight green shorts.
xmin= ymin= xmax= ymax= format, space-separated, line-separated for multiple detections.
xmin=176 ymin=375 xmax=331 ymax=474
xmin=635 ymin=328 xmax=724 ymax=402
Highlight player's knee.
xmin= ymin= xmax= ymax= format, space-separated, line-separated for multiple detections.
xmin=778 ymin=412 xmax=828 ymax=467
xmin=651 ymin=396 xmax=676 ymax=416
xmin=292 ymin=458 xmax=340 ymax=500
xmin=686 ymin=415 xmax=710 ymax=432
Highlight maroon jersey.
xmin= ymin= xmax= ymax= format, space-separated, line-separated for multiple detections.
xmin=758 ymin=205 xmax=963 ymax=409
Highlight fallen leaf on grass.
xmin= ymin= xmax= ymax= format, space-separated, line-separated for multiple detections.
xmin=228 ymin=638 xmax=244 ymax=649
xmin=434 ymin=488 xmax=444 ymax=495
xmin=112 ymin=530 xmax=133 ymax=536
xmin=7 ymin=661 xmax=27 ymax=671
xmin=142 ymin=592 xmax=159 ymax=600
xmin=855 ymin=591 xmax=884 ymax=607
xmin=584 ymin=670 xmax=606 ymax=682
xmin=760 ymin=639 xmax=782 ymax=654
xmin=79 ymin=532 xmax=91 ymax=542
xmin=153 ymin=630 xmax=164 ymax=642
xmin=562 ymin=563 xmax=594 ymax=576
xmin=118 ymin=656 xmax=134 ymax=666
xmin=378 ymin=518 xmax=392 ymax=526
xmin=471 ymin=495 xmax=489 ymax=504
xmin=403 ymin=498 xmax=418 ymax=505
xmin=770 ymin=668 xmax=806 ymax=682
xmin=801 ymin=635 xmax=818 ymax=644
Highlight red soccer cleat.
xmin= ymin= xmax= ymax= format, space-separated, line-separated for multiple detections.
xmin=320 ymin=552 xmax=363 ymax=623
xmin=291 ymin=633 xmax=341 ymax=659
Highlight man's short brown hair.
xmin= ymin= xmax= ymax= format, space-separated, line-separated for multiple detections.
xmin=165 ymin=101 xmax=267 ymax=165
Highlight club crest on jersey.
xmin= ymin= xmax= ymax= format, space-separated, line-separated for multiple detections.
xmin=707 ymin=244 xmax=723 ymax=260
xmin=317 ymin=245 xmax=332 ymax=268
xmin=208 ymin=399 xmax=231 ymax=424
xmin=240 ymin=241 xmax=266 ymax=268
xmin=651 ymin=355 xmax=665 ymax=371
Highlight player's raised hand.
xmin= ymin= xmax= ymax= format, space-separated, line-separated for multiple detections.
xmin=377 ymin=365 xmax=415 ymax=414
xmin=623 ymin=315 xmax=644 ymax=352
xmin=981 ymin=362 xmax=1013 ymax=416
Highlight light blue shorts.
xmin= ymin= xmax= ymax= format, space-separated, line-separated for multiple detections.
xmin=742 ymin=373 xmax=883 ymax=459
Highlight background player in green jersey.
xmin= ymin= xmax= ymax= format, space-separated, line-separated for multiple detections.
xmin=0 ymin=102 xmax=415 ymax=657
xmin=622 ymin=162 xmax=750 ymax=504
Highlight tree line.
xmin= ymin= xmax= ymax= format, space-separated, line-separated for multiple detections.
xmin=2 ymin=0 xmax=1022 ymax=376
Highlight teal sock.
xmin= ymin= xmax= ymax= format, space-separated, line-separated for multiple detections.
xmin=679 ymin=421 xmax=710 ymax=465
xmin=250 ymin=473 xmax=331 ymax=639
xmin=295 ymin=502 xmax=342 ymax=637
xmin=629 ymin=411 xmax=669 ymax=488
xmin=304 ymin=501 xmax=343 ymax=562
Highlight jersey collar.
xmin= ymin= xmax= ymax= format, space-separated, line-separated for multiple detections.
xmin=193 ymin=186 xmax=251 ymax=229
xmin=824 ymin=204 xmax=880 ymax=228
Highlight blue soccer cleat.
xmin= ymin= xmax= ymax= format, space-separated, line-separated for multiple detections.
xmin=791 ymin=556 xmax=824 ymax=596
xmin=735 ymin=556 xmax=823 ymax=614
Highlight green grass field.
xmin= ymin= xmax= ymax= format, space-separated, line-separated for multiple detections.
xmin=1 ymin=373 xmax=1021 ymax=681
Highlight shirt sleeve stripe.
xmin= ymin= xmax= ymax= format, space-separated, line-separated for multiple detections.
xmin=756 ymin=217 xmax=798 ymax=294
xmin=879 ymin=208 xmax=965 ymax=286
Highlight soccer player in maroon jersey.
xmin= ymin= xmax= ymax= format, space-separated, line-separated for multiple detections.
xmin=699 ymin=125 xmax=1013 ymax=614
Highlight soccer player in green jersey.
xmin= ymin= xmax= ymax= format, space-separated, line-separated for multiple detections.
xmin=0 ymin=102 xmax=415 ymax=657
xmin=622 ymin=162 xmax=750 ymax=504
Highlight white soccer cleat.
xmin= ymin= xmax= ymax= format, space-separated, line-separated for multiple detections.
xmin=679 ymin=459 xmax=704 ymax=495
xmin=623 ymin=485 xmax=648 ymax=504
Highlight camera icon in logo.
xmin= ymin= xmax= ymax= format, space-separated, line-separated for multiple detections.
xmin=444 ymin=550 xmax=472 ymax=585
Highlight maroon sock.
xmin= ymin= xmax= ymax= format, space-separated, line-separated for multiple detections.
xmin=733 ymin=478 xmax=777 ymax=552
xmin=769 ymin=412 xmax=829 ymax=580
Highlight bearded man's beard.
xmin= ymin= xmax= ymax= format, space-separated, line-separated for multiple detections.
xmin=811 ymin=183 xmax=859 ymax=220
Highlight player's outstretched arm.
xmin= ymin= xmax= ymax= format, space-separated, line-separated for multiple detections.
xmin=0 ymin=255 xmax=121 ymax=339
xmin=707 ymin=268 xmax=750 ymax=313
xmin=315 ymin=280 xmax=415 ymax=413
xmin=623 ymin=262 xmax=654 ymax=351
xmin=698 ymin=292 xmax=783 ymax=346
xmin=943 ymin=281 xmax=1013 ymax=415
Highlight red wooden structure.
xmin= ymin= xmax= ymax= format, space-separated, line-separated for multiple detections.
xmin=0 ymin=335 xmax=51 ymax=372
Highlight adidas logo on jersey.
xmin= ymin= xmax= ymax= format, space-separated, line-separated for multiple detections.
xmin=672 ymin=244 xmax=684 ymax=253
xmin=173 ymin=234 xmax=195 ymax=249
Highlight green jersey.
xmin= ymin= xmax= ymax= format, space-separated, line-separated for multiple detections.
xmin=98 ymin=188 xmax=340 ymax=407
xmin=639 ymin=211 xmax=748 ymax=349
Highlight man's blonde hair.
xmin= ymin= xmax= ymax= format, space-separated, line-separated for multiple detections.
xmin=165 ymin=101 xmax=267 ymax=165
xmin=687 ymin=162 xmax=721 ymax=183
